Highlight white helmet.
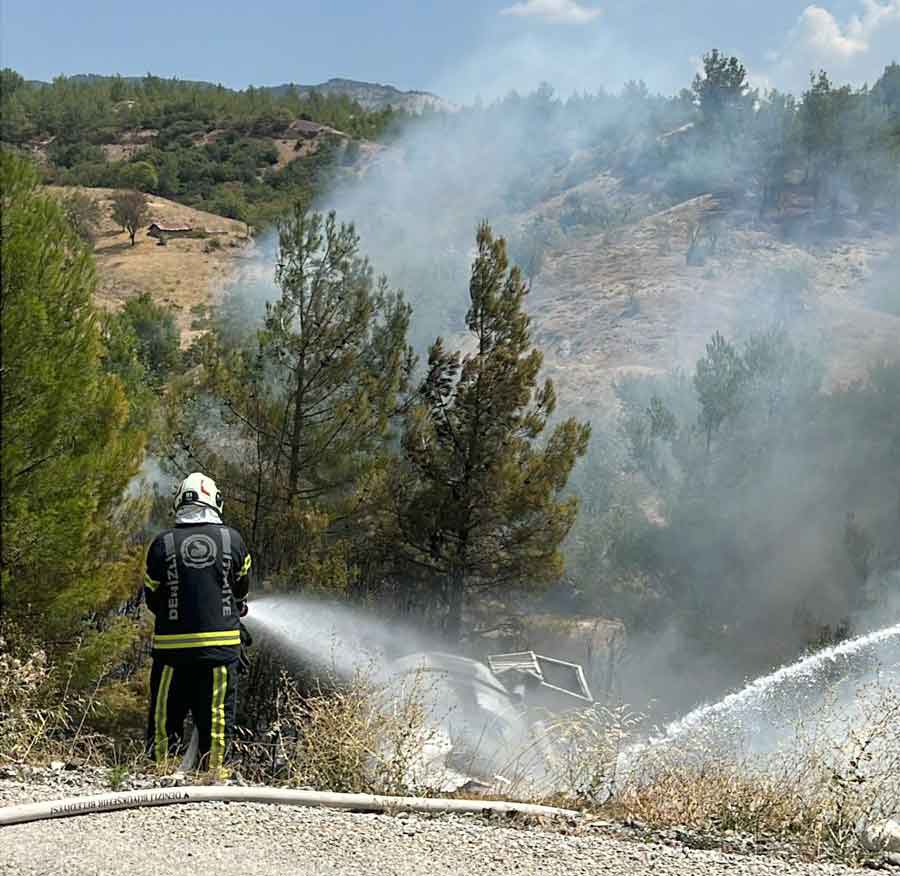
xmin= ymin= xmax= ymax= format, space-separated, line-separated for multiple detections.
xmin=173 ymin=472 xmax=223 ymax=514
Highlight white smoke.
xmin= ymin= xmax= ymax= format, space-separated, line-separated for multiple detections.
xmin=213 ymin=41 xmax=900 ymax=728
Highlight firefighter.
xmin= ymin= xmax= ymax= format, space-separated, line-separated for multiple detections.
xmin=143 ymin=472 xmax=252 ymax=772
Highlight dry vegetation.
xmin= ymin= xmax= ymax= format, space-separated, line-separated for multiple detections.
xmin=0 ymin=633 xmax=147 ymax=771
xmin=530 ymin=674 xmax=900 ymax=863
xmin=530 ymin=194 xmax=900 ymax=406
xmin=232 ymin=669 xmax=444 ymax=796
xmin=226 ymin=666 xmax=900 ymax=864
xmin=47 ymin=186 xmax=253 ymax=345
xmin=0 ymin=638 xmax=58 ymax=765
xmin=4 ymin=631 xmax=897 ymax=866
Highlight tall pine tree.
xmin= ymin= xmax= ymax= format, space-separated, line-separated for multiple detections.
xmin=178 ymin=206 xmax=413 ymax=587
xmin=395 ymin=222 xmax=590 ymax=640
xmin=1 ymin=153 xmax=144 ymax=681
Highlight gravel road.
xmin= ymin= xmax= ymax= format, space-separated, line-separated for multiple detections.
xmin=0 ymin=801 xmax=873 ymax=876
xmin=0 ymin=769 xmax=876 ymax=876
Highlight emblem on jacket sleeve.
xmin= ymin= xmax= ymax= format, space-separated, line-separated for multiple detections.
xmin=180 ymin=533 xmax=218 ymax=568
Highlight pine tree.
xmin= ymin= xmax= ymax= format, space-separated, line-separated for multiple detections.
xmin=178 ymin=206 xmax=413 ymax=586
xmin=395 ymin=222 xmax=590 ymax=640
xmin=1 ymin=153 xmax=144 ymax=681
xmin=694 ymin=331 xmax=747 ymax=452
xmin=692 ymin=49 xmax=752 ymax=134
xmin=800 ymin=72 xmax=855 ymax=213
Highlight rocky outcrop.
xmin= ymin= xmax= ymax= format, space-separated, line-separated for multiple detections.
xmin=295 ymin=79 xmax=454 ymax=114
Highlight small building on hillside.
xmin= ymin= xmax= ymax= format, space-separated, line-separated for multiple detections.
xmin=147 ymin=223 xmax=195 ymax=240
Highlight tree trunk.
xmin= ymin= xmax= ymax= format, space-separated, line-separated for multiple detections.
xmin=287 ymin=358 xmax=305 ymax=498
xmin=443 ymin=566 xmax=465 ymax=643
xmin=251 ymin=411 xmax=264 ymax=556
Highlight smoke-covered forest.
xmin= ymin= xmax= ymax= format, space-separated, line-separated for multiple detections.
xmin=2 ymin=49 xmax=899 ymax=742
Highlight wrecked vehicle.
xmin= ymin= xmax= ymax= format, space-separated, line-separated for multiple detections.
xmin=376 ymin=650 xmax=593 ymax=790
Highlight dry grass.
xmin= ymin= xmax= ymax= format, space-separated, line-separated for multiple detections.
xmin=0 ymin=635 xmax=60 ymax=764
xmin=610 ymin=767 xmax=811 ymax=837
xmin=473 ymin=702 xmax=644 ymax=804
xmin=45 ymin=186 xmax=253 ymax=346
xmin=233 ymin=668 xmax=445 ymax=796
xmin=532 ymin=675 xmax=900 ymax=863
xmin=0 ymin=631 xmax=147 ymax=775
xmin=532 ymin=195 xmax=900 ymax=406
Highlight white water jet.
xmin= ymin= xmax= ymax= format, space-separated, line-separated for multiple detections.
xmin=244 ymin=595 xmax=538 ymax=789
xmin=244 ymin=594 xmax=438 ymax=679
xmin=245 ymin=593 xmax=899 ymax=795
xmin=662 ymin=624 xmax=899 ymax=739
xmin=622 ymin=623 xmax=900 ymax=769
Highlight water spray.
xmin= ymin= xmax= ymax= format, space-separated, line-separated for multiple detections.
xmin=620 ymin=622 xmax=900 ymax=771
xmin=243 ymin=593 xmax=440 ymax=678
xmin=241 ymin=595 xmax=596 ymax=790
xmin=658 ymin=623 xmax=899 ymax=742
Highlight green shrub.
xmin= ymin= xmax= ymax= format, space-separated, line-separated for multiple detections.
xmin=117 ymin=292 xmax=181 ymax=383
xmin=120 ymin=160 xmax=159 ymax=193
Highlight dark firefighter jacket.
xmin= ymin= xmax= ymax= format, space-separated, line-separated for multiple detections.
xmin=144 ymin=523 xmax=252 ymax=664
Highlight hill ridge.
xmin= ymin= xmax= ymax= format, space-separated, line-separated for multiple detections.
xmin=24 ymin=73 xmax=452 ymax=113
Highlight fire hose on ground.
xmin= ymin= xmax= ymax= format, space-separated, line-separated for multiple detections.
xmin=0 ymin=785 xmax=579 ymax=827
xmin=0 ymin=612 xmax=590 ymax=829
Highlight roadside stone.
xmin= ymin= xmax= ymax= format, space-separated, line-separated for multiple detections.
xmin=862 ymin=821 xmax=900 ymax=854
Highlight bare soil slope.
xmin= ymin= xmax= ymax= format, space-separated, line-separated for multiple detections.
xmin=57 ymin=177 xmax=899 ymax=386
xmin=530 ymin=195 xmax=900 ymax=405
xmin=51 ymin=187 xmax=254 ymax=344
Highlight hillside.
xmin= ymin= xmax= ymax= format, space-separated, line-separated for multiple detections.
xmin=527 ymin=193 xmax=900 ymax=405
xmin=69 ymin=166 xmax=899 ymax=413
xmin=22 ymin=73 xmax=452 ymax=114
xmin=330 ymin=143 xmax=899 ymax=410
xmin=2 ymin=69 xmax=405 ymax=228
xmin=50 ymin=187 xmax=252 ymax=344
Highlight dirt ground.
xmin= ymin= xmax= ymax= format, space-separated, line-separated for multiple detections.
xmin=49 ymin=184 xmax=899 ymax=387
xmin=49 ymin=187 xmax=255 ymax=346
xmin=531 ymin=195 xmax=900 ymax=405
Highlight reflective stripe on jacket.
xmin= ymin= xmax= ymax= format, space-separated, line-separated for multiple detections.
xmin=144 ymin=523 xmax=251 ymax=663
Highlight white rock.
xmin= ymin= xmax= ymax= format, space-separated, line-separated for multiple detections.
xmin=49 ymin=761 xmax=65 ymax=771
xmin=861 ymin=819 xmax=900 ymax=853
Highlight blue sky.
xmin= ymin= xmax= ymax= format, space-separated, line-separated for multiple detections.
xmin=2 ymin=1 xmax=898 ymax=100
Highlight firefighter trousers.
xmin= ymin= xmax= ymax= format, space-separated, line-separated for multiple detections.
xmin=146 ymin=658 xmax=238 ymax=770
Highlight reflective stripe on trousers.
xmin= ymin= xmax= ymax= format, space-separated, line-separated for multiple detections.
xmin=154 ymin=665 xmax=175 ymax=762
xmin=209 ymin=666 xmax=227 ymax=770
